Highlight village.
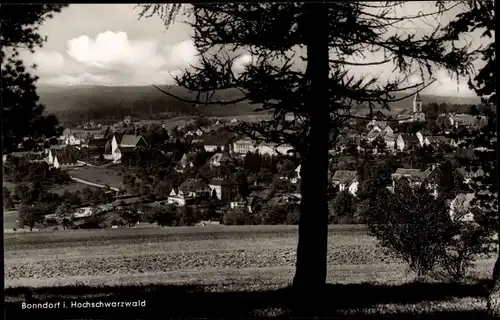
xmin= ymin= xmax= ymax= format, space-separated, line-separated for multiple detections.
xmin=2 ymin=93 xmax=496 ymax=230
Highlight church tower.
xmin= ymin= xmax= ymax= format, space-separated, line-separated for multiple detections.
xmin=412 ymin=92 xmax=425 ymax=122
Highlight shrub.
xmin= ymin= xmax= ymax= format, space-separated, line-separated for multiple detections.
xmin=286 ymin=206 xmax=300 ymax=225
xmin=223 ymin=208 xmax=251 ymax=225
xmin=436 ymin=221 xmax=494 ymax=282
xmin=364 ymin=185 xmax=454 ymax=280
xmin=259 ymin=205 xmax=287 ymax=225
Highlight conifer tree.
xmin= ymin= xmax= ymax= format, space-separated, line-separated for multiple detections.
xmin=138 ymin=3 xmax=475 ymax=298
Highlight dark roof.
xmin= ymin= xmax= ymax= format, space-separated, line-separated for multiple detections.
xmin=209 ymin=178 xmax=238 ymax=186
xmin=203 ymin=138 xmax=228 ymax=146
xmin=399 ymin=134 xmax=420 ymax=144
xmin=426 ymin=136 xmax=450 ymax=144
xmin=331 ymin=170 xmax=357 ymax=184
xmin=210 ymin=152 xmax=233 ymax=163
xmin=119 ymin=134 xmax=147 ymax=147
xmin=88 ymin=139 xmax=107 ymax=147
xmin=54 ymin=151 xmax=77 ymax=164
xmin=178 ymin=179 xmax=210 ymax=193
xmin=392 ymin=168 xmax=432 ymax=181
xmin=414 ymin=92 xmax=422 ymax=101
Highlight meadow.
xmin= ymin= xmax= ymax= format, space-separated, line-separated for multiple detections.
xmin=48 ymin=181 xmax=99 ymax=195
xmin=4 ymin=225 xmax=496 ymax=319
xmin=67 ymin=167 xmax=123 ymax=189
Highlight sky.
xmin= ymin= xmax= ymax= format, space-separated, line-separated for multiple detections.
xmin=22 ymin=3 xmax=492 ymax=97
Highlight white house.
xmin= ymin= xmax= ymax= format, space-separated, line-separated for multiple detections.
xmin=230 ymin=195 xmax=248 ymax=210
xmin=168 ymin=179 xmax=212 ymax=206
xmin=331 ymin=170 xmax=359 ymax=196
xmin=395 ymin=134 xmax=421 ymax=151
xmin=209 ymin=178 xmax=238 ymax=202
xmin=167 ymin=189 xmax=188 ymax=206
xmin=110 ymin=134 xmax=148 ymax=161
xmin=209 ymin=152 xmax=233 ymax=168
xmin=291 ymin=164 xmax=301 ymax=184
xmin=232 ymin=138 xmax=256 ymax=155
xmin=416 ymin=131 xmax=425 ymax=147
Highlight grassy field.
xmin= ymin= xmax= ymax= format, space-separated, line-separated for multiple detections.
xmin=4 ymin=225 xmax=497 ymax=318
xmin=48 ymin=181 xmax=99 ymax=195
xmin=68 ymin=167 xmax=123 ymax=189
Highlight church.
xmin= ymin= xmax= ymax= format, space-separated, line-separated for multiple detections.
xmin=397 ymin=93 xmax=426 ymax=123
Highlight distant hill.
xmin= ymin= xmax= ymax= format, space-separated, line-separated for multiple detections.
xmin=37 ymin=85 xmax=482 ymax=122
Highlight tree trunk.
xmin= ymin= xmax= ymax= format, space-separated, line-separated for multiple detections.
xmin=293 ymin=3 xmax=330 ymax=297
xmin=488 ymin=247 xmax=500 ymax=316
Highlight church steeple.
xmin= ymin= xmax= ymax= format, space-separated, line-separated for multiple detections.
xmin=413 ymin=92 xmax=422 ymax=113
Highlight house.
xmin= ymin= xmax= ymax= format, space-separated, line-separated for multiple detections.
xmin=232 ymin=138 xmax=257 ymax=155
xmin=397 ymin=93 xmax=426 ymax=123
xmin=230 ymin=194 xmax=248 ymax=210
xmin=291 ymin=164 xmax=301 ymax=184
xmin=254 ymin=142 xmax=294 ymax=156
xmin=65 ymin=132 xmax=88 ymax=146
xmin=209 ymin=178 xmax=238 ymax=202
xmin=423 ymin=136 xmax=457 ymax=148
xmin=203 ymin=139 xmax=227 ymax=152
xmin=167 ymin=179 xmax=211 ymax=206
xmin=449 ymin=193 xmax=476 ymax=222
xmin=230 ymin=118 xmax=238 ymax=123
xmin=111 ymin=134 xmax=148 ymax=161
xmin=455 ymin=147 xmax=478 ymax=161
xmin=87 ymin=139 xmax=108 ymax=151
xmin=180 ymin=153 xmax=195 ymax=169
xmin=331 ymin=170 xmax=359 ymax=196
xmin=245 ymin=196 xmax=258 ymax=213
xmin=366 ymin=111 xmax=388 ymax=129
xmin=457 ymin=167 xmax=485 ymax=184
xmin=366 ymin=126 xmax=382 ymax=142
xmin=51 ymin=152 xmax=84 ymax=169
xmin=390 ymin=166 xmax=438 ymax=192
xmin=209 ymin=152 xmax=234 ymax=168
xmin=395 ymin=134 xmax=421 ymax=151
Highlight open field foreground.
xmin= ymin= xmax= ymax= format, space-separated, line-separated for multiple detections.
xmin=4 ymin=225 xmax=497 ymax=319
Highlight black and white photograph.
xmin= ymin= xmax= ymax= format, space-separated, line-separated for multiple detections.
xmin=2 ymin=2 xmax=499 ymax=319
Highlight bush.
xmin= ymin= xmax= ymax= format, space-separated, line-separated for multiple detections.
xmin=436 ymin=222 xmax=494 ymax=282
xmin=330 ymin=215 xmax=355 ymax=225
xmin=223 ymin=208 xmax=252 ymax=225
xmin=364 ymin=186 xmax=454 ymax=280
xmin=259 ymin=205 xmax=287 ymax=225
xmin=365 ymin=185 xmax=492 ymax=281
xmin=286 ymin=206 xmax=300 ymax=225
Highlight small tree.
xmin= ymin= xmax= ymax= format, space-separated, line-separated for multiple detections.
xmin=364 ymin=185 xmax=454 ymax=280
xmin=55 ymin=202 xmax=73 ymax=230
xmin=18 ymin=204 xmax=40 ymax=231
xmin=223 ymin=207 xmax=251 ymax=225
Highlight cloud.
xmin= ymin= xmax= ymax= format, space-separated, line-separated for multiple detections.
xmin=31 ymin=51 xmax=65 ymax=74
xmin=424 ymin=69 xmax=476 ymax=97
xmin=32 ymin=31 xmax=199 ymax=86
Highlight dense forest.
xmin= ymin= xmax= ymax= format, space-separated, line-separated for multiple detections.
xmin=39 ymin=85 xmax=483 ymax=127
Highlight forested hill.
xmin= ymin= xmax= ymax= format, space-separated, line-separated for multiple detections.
xmin=38 ymin=84 xmax=482 ymax=124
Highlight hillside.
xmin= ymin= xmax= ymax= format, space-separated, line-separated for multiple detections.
xmin=37 ymin=85 xmax=481 ymax=123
